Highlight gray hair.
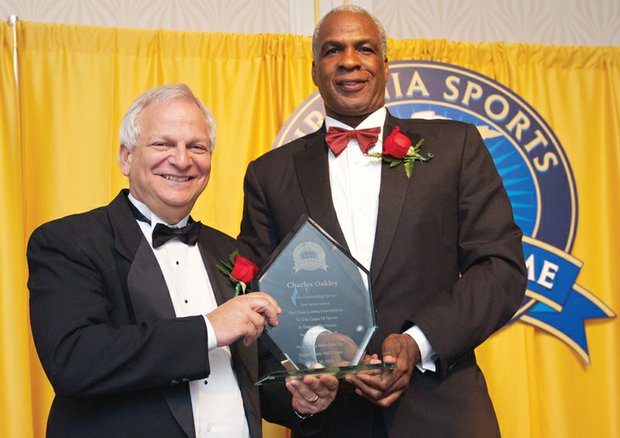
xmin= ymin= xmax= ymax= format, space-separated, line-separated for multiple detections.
xmin=119 ymin=83 xmax=216 ymax=153
xmin=312 ymin=5 xmax=388 ymax=62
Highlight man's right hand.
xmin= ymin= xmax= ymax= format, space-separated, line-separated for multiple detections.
xmin=346 ymin=334 xmax=419 ymax=407
xmin=207 ymin=292 xmax=281 ymax=347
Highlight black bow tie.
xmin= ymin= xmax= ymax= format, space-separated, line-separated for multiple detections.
xmin=152 ymin=221 xmax=201 ymax=248
xmin=126 ymin=196 xmax=200 ymax=248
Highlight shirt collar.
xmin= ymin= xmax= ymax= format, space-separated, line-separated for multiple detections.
xmin=324 ymin=107 xmax=387 ymax=131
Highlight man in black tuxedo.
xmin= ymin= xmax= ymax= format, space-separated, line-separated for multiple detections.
xmin=27 ymin=83 xmax=336 ymax=437
xmin=239 ymin=5 xmax=527 ymax=438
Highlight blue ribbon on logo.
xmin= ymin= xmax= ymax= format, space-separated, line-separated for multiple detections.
xmin=520 ymin=237 xmax=614 ymax=363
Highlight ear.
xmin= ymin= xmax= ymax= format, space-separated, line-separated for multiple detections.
xmin=384 ymin=57 xmax=389 ymax=81
xmin=119 ymin=145 xmax=132 ymax=176
xmin=311 ymin=61 xmax=318 ymax=86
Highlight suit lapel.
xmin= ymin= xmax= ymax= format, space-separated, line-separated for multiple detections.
xmin=197 ymin=232 xmax=233 ymax=306
xmin=126 ymin=240 xmax=176 ymax=320
xmin=370 ymin=115 xmax=415 ymax=286
xmin=293 ymin=128 xmax=348 ymax=249
xmin=109 ymin=191 xmax=177 ymax=322
xmin=108 ymin=190 xmax=195 ymax=438
xmin=290 ymin=117 xmax=416 ymax=279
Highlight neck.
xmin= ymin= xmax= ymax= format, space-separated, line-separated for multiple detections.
xmin=155 ymin=207 xmax=193 ymax=226
xmin=326 ymin=106 xmax=385 ymax=129
xmin=330 ymin=114 xmax=368 ymax=129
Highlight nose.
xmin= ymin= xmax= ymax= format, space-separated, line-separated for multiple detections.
xmin=339 ymin=47 xmax=361 ymax=70
xmin=169 ymin=145 xmax=191 ymax=168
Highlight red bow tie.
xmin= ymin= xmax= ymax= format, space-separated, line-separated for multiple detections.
xmin=325 ymin=126 xmax=381 ymax=157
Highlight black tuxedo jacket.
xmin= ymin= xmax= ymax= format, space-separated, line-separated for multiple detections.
xmin=27 ymin=190 xmax=262 ymax=438
xmin=240 ymin=113 xmax=526 ymax=437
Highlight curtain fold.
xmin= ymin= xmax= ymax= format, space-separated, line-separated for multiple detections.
xmin=0 ymin=21 xmax=35 ymax=438
xmin=2 ymin=20 xmax=618 ymax=438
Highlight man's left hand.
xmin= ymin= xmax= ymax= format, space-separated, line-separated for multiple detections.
xmin=346 ymin=334 xmax=420 ymax=407
xmin=286 ymin=372 xmax=339 ymax=416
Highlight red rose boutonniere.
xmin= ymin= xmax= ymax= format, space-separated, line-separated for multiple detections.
xmin=216 ymin=250 xmax=259 ymax=295
xmin=368 ymin=126 xmax=433 ymax=178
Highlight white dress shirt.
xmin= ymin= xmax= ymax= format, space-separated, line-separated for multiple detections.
xmin=325 ymin=109 xmax=437 ymax=372
xmin=128 ymin=194 xmax=249 ymax=438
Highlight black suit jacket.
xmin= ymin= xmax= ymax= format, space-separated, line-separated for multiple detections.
xmin=240 ymin=113 xmax=526 ymax=437
xmin=27 ymin=190 xmax=262 ymax=438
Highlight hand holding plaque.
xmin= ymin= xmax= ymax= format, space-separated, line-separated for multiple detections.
xmin=253 ymin=216 xmax=395 ymax=384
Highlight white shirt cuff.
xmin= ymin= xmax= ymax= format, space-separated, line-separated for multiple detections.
xmin=203 ymin=315 xmax=218 ymax=350
xmin=404 ymin=325 xmax=437 ymax=373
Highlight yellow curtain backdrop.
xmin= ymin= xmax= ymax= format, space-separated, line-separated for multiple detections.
xmin=0 ymin=21 xmax=35 ymax=438
xmin=1 ymin=20 xmax=618 ymax=437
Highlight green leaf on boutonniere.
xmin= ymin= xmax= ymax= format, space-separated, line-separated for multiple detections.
xmin=381 ymin=155 xmax=400 ymax=166
xmin=368 ymin=128 xmax=433 ymax=178
xmin=404 ymin=157 xmax=415 ymax=177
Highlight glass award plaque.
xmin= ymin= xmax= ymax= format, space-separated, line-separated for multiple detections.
xmin=254 ymin=215 xmax=395 ymax=384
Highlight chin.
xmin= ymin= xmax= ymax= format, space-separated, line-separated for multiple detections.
xmin=160 ymin=194 xmax=195 ymax=210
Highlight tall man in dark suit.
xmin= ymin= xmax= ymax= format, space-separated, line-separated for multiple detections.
xmin=27 ymin=83 xmax=335 ymax=438
xmin=239 ymin=5 xmax=527 ymax=438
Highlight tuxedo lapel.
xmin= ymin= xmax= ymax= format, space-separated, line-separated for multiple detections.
xmin=108 ymin=190 xmax=195 ymax=438
xmin=126 ymin=240 xmax=176 ymax=320
xmin=197 ymin=232 xmax=233 ymax=306
xmin=290 ymin=118 xmax=416 ymax=276
xmin=370 ymin=115 xmax=415 ymax=286
xmin=108 ymin=191 xmax=176 ymax=322
xmin=293 ymin=128 xmax=348 ymax=248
